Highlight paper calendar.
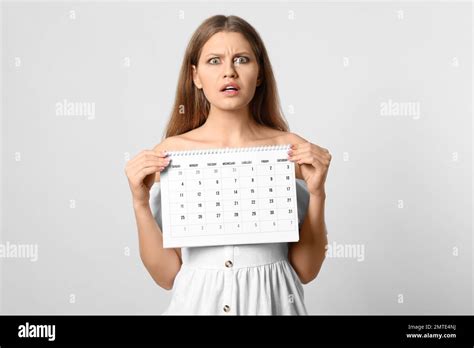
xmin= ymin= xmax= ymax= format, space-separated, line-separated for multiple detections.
xmin=159 ymin=144 xmax=300 ymax=248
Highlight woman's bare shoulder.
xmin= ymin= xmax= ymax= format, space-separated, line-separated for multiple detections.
xmin=152 ymin=136 xmax=180 ymax=153
xmin=153 ymin=131 xmax=203 ymax=152
xmin=269 ymin=130 xmax=308 ymax=146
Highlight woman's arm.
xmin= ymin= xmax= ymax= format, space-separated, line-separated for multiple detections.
xmin=131 ymin=140 xmax=182 ymax=291
xmin=285 ymin=132 xmax=330 ymax=284
xmin=288 ymin=191 xmax=328 ymax=284
xmin=133 ymin=201 xmax=182 ymax=290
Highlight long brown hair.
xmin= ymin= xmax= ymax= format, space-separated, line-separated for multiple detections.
xmin=162 ymin=15 xmax=289 ymax=140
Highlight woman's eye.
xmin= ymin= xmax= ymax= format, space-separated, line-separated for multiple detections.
xmin=234 ymin=56 xmax=249 ymax=64
xmin=208 ymin=56 xmax=249 ymax=65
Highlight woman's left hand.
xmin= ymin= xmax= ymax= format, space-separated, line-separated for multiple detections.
xmin=288 ymin=142 xmax=332 ymax=197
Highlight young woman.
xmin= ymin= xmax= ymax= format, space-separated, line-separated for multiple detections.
xmin=125 ymin=15 xmax=331 ymax=315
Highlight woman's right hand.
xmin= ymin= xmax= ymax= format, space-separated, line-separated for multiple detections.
xmin=125 ymin=149 xmax=171 ymax=208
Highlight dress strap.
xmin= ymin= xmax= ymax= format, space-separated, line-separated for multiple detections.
xmin=295 ymin=178 xmax=310 ymax=230
xmin=149 ymin=182 xmax=163 ymax=231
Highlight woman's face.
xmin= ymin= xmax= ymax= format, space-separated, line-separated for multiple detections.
xmin=192 ymin=31 xmax=260 ymax=113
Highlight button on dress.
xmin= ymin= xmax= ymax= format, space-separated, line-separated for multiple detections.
xmin=149 ymin=179 xmax=311 ymax=315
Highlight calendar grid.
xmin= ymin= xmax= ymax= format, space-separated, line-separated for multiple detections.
xmin=160 ymin=144 xmax=300 ymax=248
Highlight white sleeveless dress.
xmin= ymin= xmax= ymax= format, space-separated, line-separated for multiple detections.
xmin=149 ymin=179 xmax=311 ymax=315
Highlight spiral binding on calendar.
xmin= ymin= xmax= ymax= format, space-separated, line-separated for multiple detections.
xmin=165 ymin=144 xmax=291 ymax=157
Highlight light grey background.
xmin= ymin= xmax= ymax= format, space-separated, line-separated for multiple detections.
xmin=0 ymin=0 xmax=472 ymax=314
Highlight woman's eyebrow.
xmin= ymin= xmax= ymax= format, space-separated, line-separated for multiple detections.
xmin=205 ymin=51 xmax=251 ymax=57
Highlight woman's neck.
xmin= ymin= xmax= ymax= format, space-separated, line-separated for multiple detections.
xmin=198 ymin=107 xmax=261 ymax=147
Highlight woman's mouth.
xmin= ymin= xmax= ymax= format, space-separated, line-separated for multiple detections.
xmin=220 ymin=82 xmax=241 ymax=96
xmin=221 ymin=88 xmax=240 ymax=96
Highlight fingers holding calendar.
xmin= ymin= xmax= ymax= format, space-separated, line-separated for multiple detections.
xmin=288 ymin=142 xmax=332 ymax=197
xmin=125 ymin=149 xmax=171 ymax=207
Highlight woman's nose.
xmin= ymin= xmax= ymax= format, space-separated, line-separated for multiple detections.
xmin=223 ymin=62 xmax=237 ymax=78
